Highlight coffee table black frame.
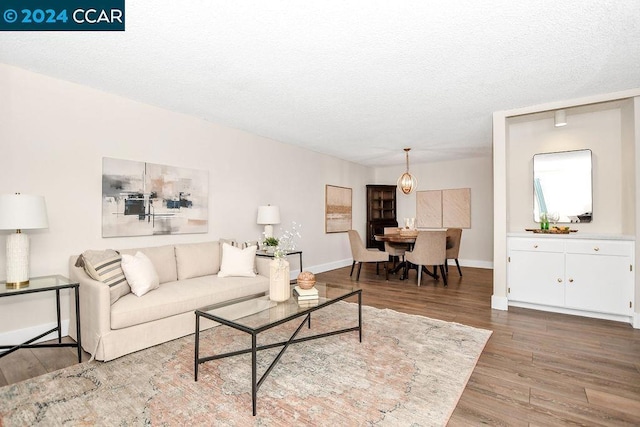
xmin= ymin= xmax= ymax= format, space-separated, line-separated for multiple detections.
xmin=194 ymin=284 xmax=362 ymax=416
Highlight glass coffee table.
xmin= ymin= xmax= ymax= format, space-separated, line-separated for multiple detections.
xmin=194 ymin=283 xmax=362 ymax=416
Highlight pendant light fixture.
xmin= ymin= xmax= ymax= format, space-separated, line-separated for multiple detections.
xmin=397 ymin=148 xmax=417 ymax=194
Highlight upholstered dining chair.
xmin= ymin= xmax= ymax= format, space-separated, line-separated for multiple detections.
xmin=405 ymin=230 xmax=447 ymax=287
xmin=383 ymin=227 xmax=407 ymax=268
xmin=347 ymin=230 xmax=389 ymax=281
xmin=445 ymin=228 xmax=463 ymax=276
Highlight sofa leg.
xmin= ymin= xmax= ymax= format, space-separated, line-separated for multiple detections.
xmin=350 ymin=261 xmax=356 ymax=276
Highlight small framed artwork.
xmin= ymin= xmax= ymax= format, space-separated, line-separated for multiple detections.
xmin=325 ymin=185 xmax=352 ymax=233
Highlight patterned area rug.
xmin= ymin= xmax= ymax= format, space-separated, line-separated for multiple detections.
xmin=0 ymin=303 xmax=491 ymax=426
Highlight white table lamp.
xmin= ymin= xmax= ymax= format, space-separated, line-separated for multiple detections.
xmin=0 ymin=193 xmax=49 ymax=288
xmin=257 ymin=205 xmax=280 ymax=238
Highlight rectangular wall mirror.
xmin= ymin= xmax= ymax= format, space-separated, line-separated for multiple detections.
xmin=533 ymin=149 xmax=592 ymax=223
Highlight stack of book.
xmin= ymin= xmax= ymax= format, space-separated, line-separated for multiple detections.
xmin=293 ymin=285 xmax=319 ymax=307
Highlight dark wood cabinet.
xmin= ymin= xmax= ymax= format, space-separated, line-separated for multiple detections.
xmin=366 ymin=185 xmax=398 ymax=249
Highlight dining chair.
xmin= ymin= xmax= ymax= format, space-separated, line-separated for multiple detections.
xmin=445 ymin=228 xmax=463 ymax=276
xmin=405 ymin=230 xmax=447 ymax=287
xmin=347 ymin=230 xmax=389 ymax=281
xmin=383 ymin=227 xmax=407 ymax=268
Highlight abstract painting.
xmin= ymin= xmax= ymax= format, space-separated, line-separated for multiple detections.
xmin=102 ymin=157 xmax=208 ymax=237
xmin=325 ymin=185 xmax=352 ymax=233
xmin=416 ymin=188 xmax=471 ymax=229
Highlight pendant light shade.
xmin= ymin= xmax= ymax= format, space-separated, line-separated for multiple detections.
xmin=397 ymin=148 xmax=417 ymax=194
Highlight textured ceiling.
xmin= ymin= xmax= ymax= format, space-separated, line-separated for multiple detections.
xmin=1 ymin=1 xmax=639 ymax=166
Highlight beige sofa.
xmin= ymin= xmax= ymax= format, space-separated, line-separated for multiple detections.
xmin=69 ymin=241 xmax=271 ymax=361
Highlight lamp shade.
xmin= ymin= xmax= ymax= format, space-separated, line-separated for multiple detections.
xmin=0 ymin=194 xmax=49 ymax=230
xmin=257 ymin=205 xmax=280 ymax=225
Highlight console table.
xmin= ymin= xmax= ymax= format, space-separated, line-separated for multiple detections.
xmin=0 ymin=275 xmax=82 ymax=362
xmin=507 ymin=235 xmax=634 ymax=325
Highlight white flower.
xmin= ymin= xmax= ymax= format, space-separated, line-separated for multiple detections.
xmin=273 ymin=221 xmax=302 ymax=260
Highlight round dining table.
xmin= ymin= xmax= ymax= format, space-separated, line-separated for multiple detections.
xmin=374 ymin=232 xmax=442 ymax=281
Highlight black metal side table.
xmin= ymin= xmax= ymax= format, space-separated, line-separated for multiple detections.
xmin=255 ymin=249 xmax=303 ymax=272
xmin=0 ymin=275 xmax=82 ymax=362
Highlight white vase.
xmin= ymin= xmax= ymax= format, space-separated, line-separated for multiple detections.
xmin=269 ymin=259 xmax=290 ymax=302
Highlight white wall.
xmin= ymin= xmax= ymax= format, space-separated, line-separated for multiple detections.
xmin=374 ymin=156 xmax=494 ymax=268
xmin=0 ymin=64 xmax=372 ymax=337
xmin=507 ymin=107 xmax=624 ymax=233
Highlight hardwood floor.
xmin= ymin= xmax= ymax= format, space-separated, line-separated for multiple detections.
xmin=319 ymin=264 xmax=640 ymax=426
xmin=1 ymin=264 xmax=639 ymax=425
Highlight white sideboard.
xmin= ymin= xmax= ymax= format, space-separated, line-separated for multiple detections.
xmin=507 ymin=235 xmax=635 ymax=324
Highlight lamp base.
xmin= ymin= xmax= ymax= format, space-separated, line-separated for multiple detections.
xmin=6 ymin=232 xmax=30 ymax=286
xmin=264 ymin=224 xmax=274 ymax=238
xmin=5 ymin=280 xmax=29 ymax=289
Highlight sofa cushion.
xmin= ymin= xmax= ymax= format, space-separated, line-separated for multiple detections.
xmin=119 ymin=245 xmax=177 ymax=284
xmin=76 ymin=249 xmax=130 ymax=304
xmin=175 ymin=242 xmax=220 ymax=280
xmin=121 ymin=251 xmax=160 ymax=297
xmin=218 ymin=243 xmax=257 ymax=278
xmin=110 ymin=275 xmax=269 ymax=329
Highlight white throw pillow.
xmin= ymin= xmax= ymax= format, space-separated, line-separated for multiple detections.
xmin=217 ymin=243 xmax=257 ymax=278
xmin=121 ymin=251 xmax=160 ymax=297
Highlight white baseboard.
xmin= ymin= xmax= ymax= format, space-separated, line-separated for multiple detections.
xmin=491 ymin=295 xmax=509 ymax=310
xmin=633 ymin=312 xmax=640 ymax=329
xmin=509 ymin=301 xmax=636 ymax=326
xmin=305 ymin=258 xmax=353 ymax=275
xmin=0 ymin=320 xmax=70 ymax=353
xmin=453 ymin=258 xmax=493 ymax=269
xmin=301 ymin=258 xmax=492 ymax=275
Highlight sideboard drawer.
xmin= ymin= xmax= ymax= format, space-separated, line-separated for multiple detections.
xmin=509 ymin=238 xmax=564 ymax=253
xmin=565 ymin=240 xmax=632 ymax=257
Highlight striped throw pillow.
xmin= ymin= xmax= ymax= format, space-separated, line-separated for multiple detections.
xmin=77 ymin=249 xmax=131 ymax=304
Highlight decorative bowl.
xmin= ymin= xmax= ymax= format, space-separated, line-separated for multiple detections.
xmin=297 ymin=271 xmax=316 ymax=290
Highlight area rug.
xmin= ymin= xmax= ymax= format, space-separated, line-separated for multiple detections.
xmin=0 ymin=302 xmax=491 ymax=426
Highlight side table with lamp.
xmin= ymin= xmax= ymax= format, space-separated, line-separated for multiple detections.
xmin=0 ymin=193 xmax=82 ymax=362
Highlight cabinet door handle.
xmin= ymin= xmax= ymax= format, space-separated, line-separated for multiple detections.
xmin=533 ymin=245 xmax=538 ymax=249
xmin=568 ymin=278 xmax=574 ymax=283
xmin=594 ymin=247 xmax=599 ymax=251
xmin=557 ymin=278 xmax=563 ymax=283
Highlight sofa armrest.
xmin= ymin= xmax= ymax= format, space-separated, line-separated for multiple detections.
xmin=69 ymin=256 xmax=112 ymax=357
xmin=255 ymin=256 xmax=272 ymax=278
